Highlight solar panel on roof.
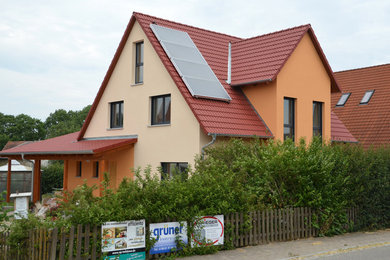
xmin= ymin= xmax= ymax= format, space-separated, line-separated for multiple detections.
xmin=150 ymin=24 xmax=231 ymax=102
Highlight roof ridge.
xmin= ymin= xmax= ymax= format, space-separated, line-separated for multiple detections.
xmin=335 ymin=63 xmax=390 ymax=73
xmin=133 ymin=11 xmax=242 ymax=40
xmin=232 ymin=24 xmax=311 ymax=44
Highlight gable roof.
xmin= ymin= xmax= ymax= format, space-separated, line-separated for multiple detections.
xmin=0 ymin=132 xmax=137 ymax=158
xmin=78 ymin=12 xmax=346 ymax=142
xmin=230 ymin=24 xmax=341 ymax=93
xmin=79 ymin=12 xmax=272 ymax=140
xmin=332 ymin=63 xmax=390 ymax=148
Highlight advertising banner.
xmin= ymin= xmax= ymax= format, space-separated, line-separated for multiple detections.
xmin=191 ymin=215 xmax=224 ymax=246
xmin=102 ymin=220 xmax=146 ymax=260
xmin=150 ymin=221 xmax=188 ymax=254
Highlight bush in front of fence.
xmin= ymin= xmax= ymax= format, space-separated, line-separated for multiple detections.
xmin=5 ymin=138 xmax=390 ymax=257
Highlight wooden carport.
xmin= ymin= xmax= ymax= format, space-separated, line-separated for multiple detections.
xmin=0 ymin=132 xmax=137 ymax=203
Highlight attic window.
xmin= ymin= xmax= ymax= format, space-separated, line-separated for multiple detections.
xmin=336 ymin=93 xmax=351 ymax=107
xmin=360 ymin=90 xmax=374 ymax=105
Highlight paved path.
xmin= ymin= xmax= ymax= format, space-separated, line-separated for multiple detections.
xmin=184 ymin=229 xmax=390 ymax=259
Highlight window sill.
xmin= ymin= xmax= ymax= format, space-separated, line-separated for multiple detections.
xmin=131 ymin=82 xmax=143 ymax=87
xmin=148 ymin=124 xmax=171 ymax=128
xmin=107 ymin=127 xmax=123 ymax=131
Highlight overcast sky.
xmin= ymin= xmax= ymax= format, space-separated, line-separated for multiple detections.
xmin=1 ymin=0 xmax=389 ymax=121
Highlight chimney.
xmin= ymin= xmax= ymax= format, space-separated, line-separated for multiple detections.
xmin=226 ymin=41 xmax=231 ymax=84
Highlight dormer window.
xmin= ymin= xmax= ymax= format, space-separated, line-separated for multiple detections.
xmin=360 ymin=90 xmax=374 ymax=105
xmin=336 ymin=93 xmax=351 ymax=107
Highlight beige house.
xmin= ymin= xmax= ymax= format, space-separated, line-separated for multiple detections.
xmin=0 ymin=12 xmax=355 ymax=201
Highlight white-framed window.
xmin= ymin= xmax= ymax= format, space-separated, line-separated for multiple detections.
xmin=360 ymin=90 xmax=374 ymax=105
xmin=336 ymin=93 xmax=351 ymax=106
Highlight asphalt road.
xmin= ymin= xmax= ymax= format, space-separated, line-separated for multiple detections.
xmin=316 ymin=245 xmax=390 ymax=259
xmin=184 ymin=229 xmax=390 ymax=260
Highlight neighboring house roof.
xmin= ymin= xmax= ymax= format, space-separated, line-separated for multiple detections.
xmin=2 ymin=141 xmax=32 ymax=151
xmin=332 ymin=63 xmax=390 ymax=148
xmin=231 ymin=25 xmax=340 ymax=93
xmin=0 ymin=160 xmax=32 ymax=172
xmin=0 ymin=132 xmax=137 ymax=157
xmin=330 ymin=111 xmax=357 ymax=143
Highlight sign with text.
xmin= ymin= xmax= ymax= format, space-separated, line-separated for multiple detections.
xmin=150 ymin=221 xmax=188 ymax=254
xmin=191 ymin=215 xmax=224 ymax=246
xmin=102 ymin=220 xmax=145 ymax=260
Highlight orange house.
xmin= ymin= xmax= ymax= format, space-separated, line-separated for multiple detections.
xmin=0 ymin=12 xmax=355 ymax=202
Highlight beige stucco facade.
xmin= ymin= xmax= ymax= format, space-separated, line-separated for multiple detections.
xmin=242 ymin=33 xmax=331 ymax=142
xmin=83 ymin=21 xmax=208 ymax=176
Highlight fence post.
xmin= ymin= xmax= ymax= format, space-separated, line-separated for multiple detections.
xmin=50 ymin=228 xmax=58 ymax=260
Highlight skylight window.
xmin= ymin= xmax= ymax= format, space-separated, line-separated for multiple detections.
xmin=336 ymin=93 xmax=351 ymax=106
xmin=360 ymin=90 xmax=374 ymax=105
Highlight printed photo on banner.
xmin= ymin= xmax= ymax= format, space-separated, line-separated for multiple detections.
xmin=102 ymin=220 xmax=146 ymax=260
xmin=149 ymin=221 xmax=188 ymax=254
xmin=191 ymin=215 xmax=224 ymax=246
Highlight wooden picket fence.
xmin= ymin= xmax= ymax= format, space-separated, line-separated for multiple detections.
xmin=0 ymin=207 xmax=359 ymax=260
xmin=225 ymin=207 xmax=318 ymax=247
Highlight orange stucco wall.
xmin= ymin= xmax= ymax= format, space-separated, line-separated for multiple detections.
xmin=65 ymin=144 xmax=134 ymax=195
xmin=243 ymin=33 xmax=331 ymax=142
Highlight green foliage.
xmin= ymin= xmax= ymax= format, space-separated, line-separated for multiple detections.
xmin=0 ymin=112 xmax=45 ymax=149
xmin=41 ymin=161 xmax=64 ymax=194
xmin=0 ymin=105 xmax=91 ymax=149
xmin=6 ymin=138 xmax=390 ymax=256
xmin=0 ymin=191 xmax=12 ymax=230
xmin=44 ymin=105 xmax=91 ymax=139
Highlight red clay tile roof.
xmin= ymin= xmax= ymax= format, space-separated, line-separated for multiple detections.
xmin=332 ymin=63 xmax=390 ymax=148
xmin=0 ymin=132 xmax=137 ymax=156
xmin=78 ymin=12 xmax=341 ymax=140
xmin=2 ymin=141 xmax=31 ymax=151
xmin=330 ymin=111 xmax=357 ymax=143
xmin=79 ymin=12 xmax=272 ymax=139
xmin=230 ymin=25 xmax=340 ymax=93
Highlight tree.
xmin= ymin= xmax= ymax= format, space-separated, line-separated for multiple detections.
xmin=45 ymin=105 xmax=91 ymax=139
xmin=0 ymin=113 xmax=45 ymax=150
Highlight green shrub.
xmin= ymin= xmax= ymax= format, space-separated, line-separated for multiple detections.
xmin=41 ymin=161 xmax=63 ymax=194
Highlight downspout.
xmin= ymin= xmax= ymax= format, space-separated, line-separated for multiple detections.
xmin=22 ymin=153 xmax=35 ymax=202
xmin=226 ymin=42 xmax=232 ymax=85
xmin=201 ymin=134 xmax=217 ymax=159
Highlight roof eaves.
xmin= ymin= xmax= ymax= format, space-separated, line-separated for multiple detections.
xmin=210 ymin=133 xmax=273 ymax=139
xmin=239 ymin=88 xmax=274 ymax=137
xmin=306 ymin=28 xmax=341 ymax=93
xmin=92 ymin=138 xmax=137 ymax=154
xmin=0 ymin=151 xmax=95 ymax=156
xmin=231 ymin=78 xmax=273 ymax=87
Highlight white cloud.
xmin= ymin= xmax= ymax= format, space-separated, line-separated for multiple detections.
xmin=0 ymin=0 xmax=389 ymax=120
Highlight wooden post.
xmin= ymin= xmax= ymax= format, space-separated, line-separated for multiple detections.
xmin=6 ymin=159 xmax=11 ymax=202
xmin=33 ymin=160 xmax=41 ymax=202
xmin=63 ymin=160 xmax=69 ymax=191
xmin=99 ymin=160 xmax=108 ymax=196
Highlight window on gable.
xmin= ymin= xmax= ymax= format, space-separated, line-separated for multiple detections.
xmin=360 ymin=90 xmax=374 ymax=105
xmin=135 ymin=41 xmax=144 ymax=84
xmin=161 ymin=162 xmax=188 ymax=180
xmin=76 ymin=161 xmax=82 ymax=177
xmin=336 ymin=93 xmax=351 ymax=106
xmin=110 ymin=101 xmax=123 ymax=128
xmin=284 ymin=97 xmax=295 ymax=141
xmin=151 ymin=95 xmax=171 ymax=125
xmin=313 ymin=101 xmax=323 ymax=138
